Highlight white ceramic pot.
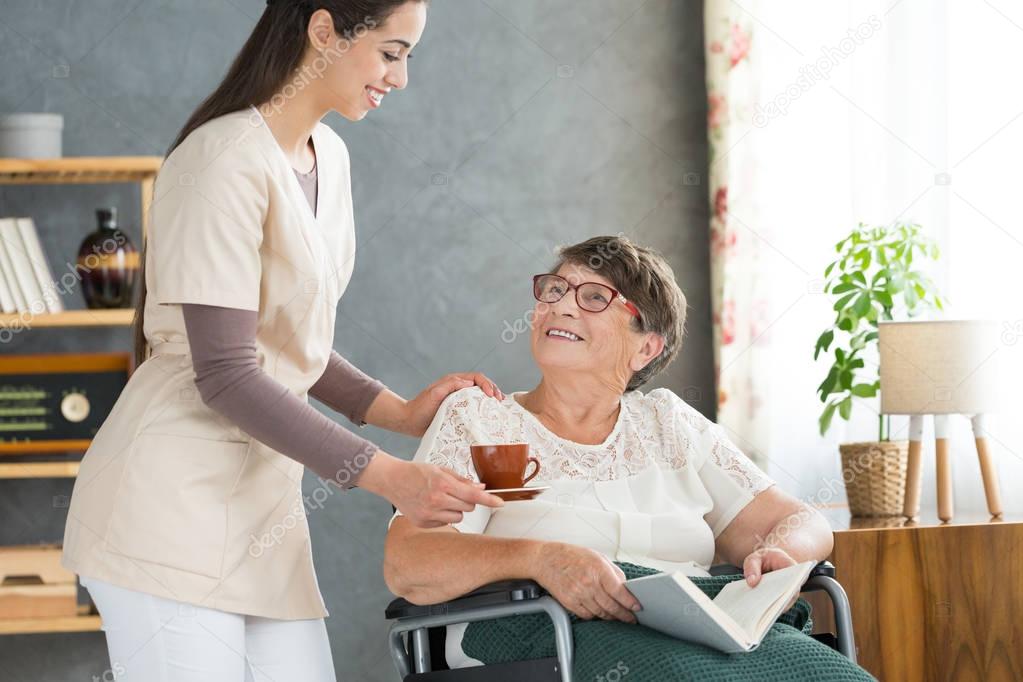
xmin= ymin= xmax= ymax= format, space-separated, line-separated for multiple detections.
xmin=0 ymin=113 xmax=64 ymax=158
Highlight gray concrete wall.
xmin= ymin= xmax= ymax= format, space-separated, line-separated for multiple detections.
xmin=0 ymin=1 xmax=711 ymax=679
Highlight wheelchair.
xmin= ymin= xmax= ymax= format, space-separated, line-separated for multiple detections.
xmin=385 ymin=560 xmax=856 ymax=682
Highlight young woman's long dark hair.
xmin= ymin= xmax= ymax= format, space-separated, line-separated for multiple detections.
xmin=132 ymin=0 xmax=422 ymax=367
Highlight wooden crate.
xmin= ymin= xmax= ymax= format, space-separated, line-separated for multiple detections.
xmin=0 ymin=545 xmax=78 ymax=619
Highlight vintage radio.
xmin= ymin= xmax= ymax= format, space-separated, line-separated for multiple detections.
xmin=0 ymin=353 xmax=130 ymax=454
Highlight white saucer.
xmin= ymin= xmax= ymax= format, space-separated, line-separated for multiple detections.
xmin=485 ymin=486 xmax=550 ymax=493
xmin=485 ymin=485 xmax=551 ymax=501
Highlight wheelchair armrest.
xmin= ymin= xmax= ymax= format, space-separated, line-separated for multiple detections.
xmin=708 ymin=559 xmax=836 ymax=582
xmin=809 ymin=560 xmax=836 ymax=579
xmin=385 ymin=579 xmax=547 ymax=620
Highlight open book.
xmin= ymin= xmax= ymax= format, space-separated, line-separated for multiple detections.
xmin=626 ymin=560 xmax=817 ymax=653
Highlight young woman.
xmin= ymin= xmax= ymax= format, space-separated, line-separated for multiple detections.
xmin=61 ymin=2 xmax=500 ymax=679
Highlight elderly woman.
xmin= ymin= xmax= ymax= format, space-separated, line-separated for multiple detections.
xmin=384 ymin=237 xmax=873 ymax=680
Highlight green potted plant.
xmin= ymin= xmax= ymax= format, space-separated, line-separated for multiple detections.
xmin=814 ymin=221 xmax=944 ymax=516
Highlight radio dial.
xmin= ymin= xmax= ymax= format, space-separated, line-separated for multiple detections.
xmin=61 ymin=392 xmax=91 ymax=423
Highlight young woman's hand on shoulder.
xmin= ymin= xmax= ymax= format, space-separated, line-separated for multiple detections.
xmin=364 ymin=372 xmax=504 ymax=437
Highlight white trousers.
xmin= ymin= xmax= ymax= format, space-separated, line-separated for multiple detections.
xmin=81 ymin=575 xmax=337 ymax=682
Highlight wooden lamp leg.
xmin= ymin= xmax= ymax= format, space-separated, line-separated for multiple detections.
xmin=903 ymin=415 xmax=925 ymax=518
xmin=934 ymin=414 xmax=953 ymax=522
xmin=972 ymin=414 xmax=1003 ymax=517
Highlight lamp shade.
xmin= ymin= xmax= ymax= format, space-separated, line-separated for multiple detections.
xmin=879 ymin=320 xmax=1004 ymax=415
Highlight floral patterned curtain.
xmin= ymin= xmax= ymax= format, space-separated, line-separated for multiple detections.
xmin=704 ymin=1 xmax=770 ymax=467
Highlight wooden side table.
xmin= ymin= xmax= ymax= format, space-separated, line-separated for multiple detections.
xmin=813 ymin=507 xmax=1023 ymax=682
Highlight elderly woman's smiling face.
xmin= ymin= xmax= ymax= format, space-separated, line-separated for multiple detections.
xmin=529 ymin=263 xmax=665 ymax=393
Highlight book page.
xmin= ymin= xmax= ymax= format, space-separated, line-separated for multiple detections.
xmin=710 ymin=561 xmax=814 ymax=641
xmin=626 ymin=571 xmax=752 ymax=653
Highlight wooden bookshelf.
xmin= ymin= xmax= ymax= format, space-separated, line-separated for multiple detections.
xmin=0 ymin=156 xmax=158 ymax=635
xmin=0 ymin=156 xmax=158 ymax=240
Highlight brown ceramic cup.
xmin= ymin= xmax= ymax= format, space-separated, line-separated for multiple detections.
xmin=469 ymin=443 xmax=541 ymax=489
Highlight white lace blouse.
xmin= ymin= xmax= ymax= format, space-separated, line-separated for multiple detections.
xmin=395 ymin=386 xmax=776 ymax=668
xmin=404 ymin=386 xmax=775 ymax=572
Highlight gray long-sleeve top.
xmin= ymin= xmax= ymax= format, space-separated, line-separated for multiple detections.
xmin=178 ymin=160 xmax=386 ymax=488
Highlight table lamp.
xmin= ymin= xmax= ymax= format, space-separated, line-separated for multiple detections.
xmin=879 ymin=320 xmax=1005 ymax=522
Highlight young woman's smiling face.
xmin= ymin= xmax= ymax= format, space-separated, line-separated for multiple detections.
xmin=308 ymin=2 xmax=427 ymax=121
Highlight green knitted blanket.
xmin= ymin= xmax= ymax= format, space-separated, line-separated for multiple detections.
xmin=462 ymin=562 xmax=876 ymax=681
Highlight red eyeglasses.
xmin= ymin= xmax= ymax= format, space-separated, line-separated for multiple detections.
xmin=533 ymin=274 xmax=641 ymax=320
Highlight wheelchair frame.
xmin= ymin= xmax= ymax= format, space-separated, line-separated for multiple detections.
xmin=385 ymin=560 xmax=856 ymax=682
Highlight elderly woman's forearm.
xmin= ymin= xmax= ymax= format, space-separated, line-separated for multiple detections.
xmin=384 ymin=524 xmax=545 ymax=604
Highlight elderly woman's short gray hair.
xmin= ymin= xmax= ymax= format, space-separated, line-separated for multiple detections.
xmin=552 ymin=236 xmax=687 ymax=391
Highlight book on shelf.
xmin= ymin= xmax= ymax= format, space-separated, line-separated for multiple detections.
xmin=0 ymin=220 xmax=26 ymax=313
xmin=625 ymin=559 xmax=817 ymax=653
xmin=0 ymin=217 xmax=64 ymax=315
xmin=16 ymin=218 xmax=63 ymax=314
xmin=0 ymin=245 xmax=14 ymax=313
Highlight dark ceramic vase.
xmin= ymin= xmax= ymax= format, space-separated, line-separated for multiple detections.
xmin=77 ymin=207 xmax=138 ymax=309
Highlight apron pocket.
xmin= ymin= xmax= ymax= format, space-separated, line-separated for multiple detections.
xmin=103 ymin=433 xmax=249 ymax=579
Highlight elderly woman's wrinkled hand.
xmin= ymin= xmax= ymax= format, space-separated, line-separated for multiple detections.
xmin=742 ymin=546 xmax=800 ymax=610
xmin=533 ymin=542 xmax=641 ymax=623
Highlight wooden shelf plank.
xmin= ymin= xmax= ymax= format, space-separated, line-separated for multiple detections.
xmin=0 ymin=613 xmax=101 ymax=635
xmin=0 ymin=461 xmax=79 ymax=479
xmin=0 ymin=156 xmax=162 ymax=185
xmin=0 ymin=440 xmax=91 ymax=455
xmin=0 ymin=309 xmax=134 ymax=329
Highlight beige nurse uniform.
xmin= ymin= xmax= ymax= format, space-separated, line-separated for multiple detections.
xmin=62 ymin=105 xmax=356 ymax=620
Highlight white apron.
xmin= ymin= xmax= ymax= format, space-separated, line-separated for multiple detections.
xmin=62 ymin=106 xmax=357 ymax=619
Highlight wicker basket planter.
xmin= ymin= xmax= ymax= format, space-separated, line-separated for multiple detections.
xmin=839 ymin=440 xmax=909 ymax=516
